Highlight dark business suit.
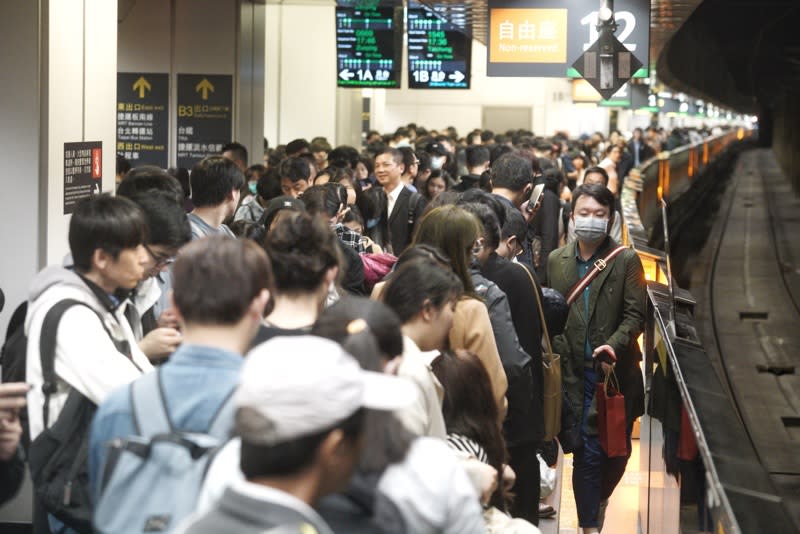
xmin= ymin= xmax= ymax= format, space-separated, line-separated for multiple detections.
xmin=387 ymin=187 xmax=426 ymax=256
xmin=627 ymin=139 xmax=655 ymax=168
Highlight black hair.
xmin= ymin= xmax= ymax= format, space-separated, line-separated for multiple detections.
xmin=377 ymin=147 xmax=405 ymax=169
xmin=116 ymin=155 xmax=131 ymax=176
xmin=256 ymin=167 xmax=282 ymax=200
xmin=239 ymin=407 xmax=365 ymax=478
xmin=398 ymin=146 xmax=417 ymax=173
xmin=583 ymin=166 xmax=610 ymax=186
xmin=328 ymin=146 xmax=361 ymax=170
xmin=69 ymin=194 xmax=149 ymax=272
xmin=541 ymin=167 xmax=564 ymax=195
xmin=278 ymin=157 xmax=312 ymax=183
xmin=465 ymin=145 xmax=490 ymax=169
xmin=481 ymin=130 xmax=495 ymax=143
xmin=310 ymin=139 xmax=332 ymax=154
xmin=459 ymin=202 xmax=501 ymax=250
xmin=167 ymin=167 xmax=191 ymax=199
xmin=118 ymin=166 xmax=184 ymax=205
xmin=382 ymin=257 xmax=463 ymax=324
xmin=313 ymin=296 xmax=405 ymax=363
xmin=190 ymin=156 xmax=245 ymax=207
xmin=502 ymin=206 xmax=526 ymax=243
xmin=126 ymin=191 xmax=191 ymax=250
xmin=571 ymin=183 xmax=616 ymax=214
xmin=229 ymin=219 xmax=267 ymax=243
xmin=301 ymin=184 xmax=346 ymax=218
xmin=458 ymin=188 xmax=507 ymax=229
xmin=490 ymin=153 xmax=532 ymax=192
xmin=222 ymin=142 xmax=248 ymax=166
xmin=416 ymin=150 xmax=431 ymax=173
xmin=265 ymin=212 xmax=341 ymax=293
xmin=285 ymin=138 xmax=310 ymax=156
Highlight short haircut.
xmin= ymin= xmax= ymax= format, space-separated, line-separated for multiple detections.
xmin=190 ymin=156 xmax=245 ymax=207
xmin=382 ymin=258 xmax=463 ymax=324
xmin=278 ymin=157 xmax=312 ymax=183
xmin=222 ymin=142 xmax=248 ymax=166
xmin=285 ymin=138 xmax=310 ymax=156
xmin=245 ymin=164 xmax=267 ymax=182
xmin=571 ymin=183 xmax=616 ymax=215
xmin=465 ymin=145 xmax=490 ymax=169
xmin=490 ymin=144 xmax=513 ymax=166
xmin=172 ymin=235 xmax=273 ymax=325
xmin=459 ymin=188 xmax=507 ymax=229
xmin=126 ymin=191 xmax=191 ymax=250
xmin=502 ymin=207 xmax=526 ymax=242
xmin=583 ymin=166 xmax=609 ymax=186
xmin=264 ymin=212 xmax=341 ymax=293
xmin=376 ymin=147 xmax=404 ymax=170
xmin=328 ymin=146 xmax=361 ymax=170
xmin=415 ymin=151 xmax=431 ymax=173
xmin=116 ymin=155 xmax=131 ymax=176
xmin=118 ymin=166 xmax=184 ymax=205
xmin=69 ymin=194 xmax=149 ymax=272
xmin=167 ymin=167 xmax=191 ymax=198
xmin=256 ymin=168 xmax=282 ymax=200
xmin=490 ymin=153 xmax=532 ymax=192
xmin=239 ymin=407 xmax=364 ymax=478
xmin=310 ymin=140 xmax=332 ymax=154
xmin=459 ymin=202 xmax=501 ymax=250
xmin=605 ymin=144 xmax=620 ymax=155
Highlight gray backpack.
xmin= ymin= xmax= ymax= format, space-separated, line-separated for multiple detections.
xmin=93 ymin=369 xmax=235 ymax=533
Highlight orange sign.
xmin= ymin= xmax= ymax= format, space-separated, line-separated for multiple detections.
xmin=489 ymin=8 xmax=568 ymax=63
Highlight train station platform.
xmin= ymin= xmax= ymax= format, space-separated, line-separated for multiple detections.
xmin=692 ymin=148 xmax=800 ymax=531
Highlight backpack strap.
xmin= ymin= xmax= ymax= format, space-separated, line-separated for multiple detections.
xmin=207 ymin=388 xmax=237 ymax=440
xmin=565 ymin=245 xmax=628 ymax=306
xmin=39 ymin=299 xmax=94 ymax=429
xmin=131 ymin=369 xmax=173 ymax=437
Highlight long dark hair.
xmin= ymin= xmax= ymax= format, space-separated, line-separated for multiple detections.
xmin=432 ymin=349 xmax=510 ymax=509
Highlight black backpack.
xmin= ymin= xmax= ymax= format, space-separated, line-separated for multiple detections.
xmin=16 ymin=299 xmax=110 ymax=532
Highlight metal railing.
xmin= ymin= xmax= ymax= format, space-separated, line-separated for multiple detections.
xmin=620 ymin=128 xmax=761 ymax=534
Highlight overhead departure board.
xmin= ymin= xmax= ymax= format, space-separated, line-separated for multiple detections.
xmin=336 ymin=0 xmax=402 ymax=88
xmin=407 ymin=3 xmax=471 ymax=89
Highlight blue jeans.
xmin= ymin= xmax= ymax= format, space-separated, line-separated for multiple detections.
xmin=572 ymin=367 xmax=633 ymax=528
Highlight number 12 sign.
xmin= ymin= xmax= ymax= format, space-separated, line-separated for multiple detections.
xmin=487 ymin=0 xmax=649 ymax=78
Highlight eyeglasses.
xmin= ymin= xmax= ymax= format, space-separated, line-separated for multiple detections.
xmin=471 ymin=238 xmax=485 ymax=256
xmin=144 ymin=244 xmax=174 ymax=269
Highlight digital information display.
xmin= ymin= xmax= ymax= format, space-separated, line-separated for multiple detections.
xmin=487 ymin=0 xmax=649 ymax=78
xmin=407 ymin=3 xmax=471 ymax=89
xmin=336 ymin=1 xmax=402 ymax=88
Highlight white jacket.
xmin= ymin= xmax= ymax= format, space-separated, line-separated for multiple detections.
xmin=25 ymin=266 xmax=152 ymax=440
xmin=395 ymin=336 xmax=447 ymax=439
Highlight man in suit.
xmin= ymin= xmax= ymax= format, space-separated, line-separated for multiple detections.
xmin=372 ymin=148 xmax=427 ymax=255
xmin=546 ymin=183 xmax=646 ymax=534
xmin=627 ymin=128 xmax=655 ymax=168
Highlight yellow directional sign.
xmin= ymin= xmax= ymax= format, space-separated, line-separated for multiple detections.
xmin=195 ymin=78 xmax=215 ymax=100
xmin=132 ymin=76 xmax=151 ymax=99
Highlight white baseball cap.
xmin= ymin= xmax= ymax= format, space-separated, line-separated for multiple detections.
xmin=236 ymin=335 xmax=416 ymax=444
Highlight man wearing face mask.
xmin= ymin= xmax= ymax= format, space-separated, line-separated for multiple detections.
xmin=546 ymin=184 xmax=646 ymax=534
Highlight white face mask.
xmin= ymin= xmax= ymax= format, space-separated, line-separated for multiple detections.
xmin=430 ymin=156 xmax=445 ymax=170
xmin=574 ymin=216 xmax=609 ymax=243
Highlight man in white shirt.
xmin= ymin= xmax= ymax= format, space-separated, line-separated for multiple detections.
xmin=373 ymin=148 xmax=427 ymax=255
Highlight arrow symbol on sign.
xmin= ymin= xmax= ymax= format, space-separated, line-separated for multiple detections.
xmin=339 ymin=69 xmax=355 ymax=80
xmin=448 ymin=71 xmax=465 ymax=83
xmin=132 ymin=76 xmax=151 ymax=98
xmin=195 ymin=78 xmax=215 ymax=100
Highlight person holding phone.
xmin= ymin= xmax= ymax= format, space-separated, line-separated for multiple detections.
xmin=545 ymin=184 xmax=646 ymax=534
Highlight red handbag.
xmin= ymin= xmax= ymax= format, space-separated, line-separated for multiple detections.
xmin=596 ymin=370 xmax=628 ymax=458
xmin=677 ymin=405 xmax=699 ymax=461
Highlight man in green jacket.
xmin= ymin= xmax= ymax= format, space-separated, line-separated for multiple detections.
xmin=546 ymin=183 xmax=646 ymax=534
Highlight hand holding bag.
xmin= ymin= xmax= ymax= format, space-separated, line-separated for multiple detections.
xmin=596 ymin=369 xmax=628 ymax=458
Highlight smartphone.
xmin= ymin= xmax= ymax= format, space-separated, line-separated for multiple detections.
xmin=526 ymin=183 xmax=545 ymax=213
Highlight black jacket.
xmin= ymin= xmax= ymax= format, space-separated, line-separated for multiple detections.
xmin=530 ymin=189 xmax=560 ymax=281
xmin=480 ymin=254 xmax=544 ymax=443
xmin=472 ymin=270 xmax=538 ymax=446
xmin=627 ymin=139 xmax=655 ymax=167
xmin=386 ymin=187 xmax=427 ymax=256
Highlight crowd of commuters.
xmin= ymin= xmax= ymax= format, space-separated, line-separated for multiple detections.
xmin=0 ymin=122 xmax=693 ymax=533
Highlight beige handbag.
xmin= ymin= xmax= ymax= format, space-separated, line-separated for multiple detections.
xmin=517 ymin=264 xmax=562 ymax=441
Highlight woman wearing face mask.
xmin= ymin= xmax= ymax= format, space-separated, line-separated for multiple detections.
xmin=545 ymin=184 xmax=646 ymax=534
